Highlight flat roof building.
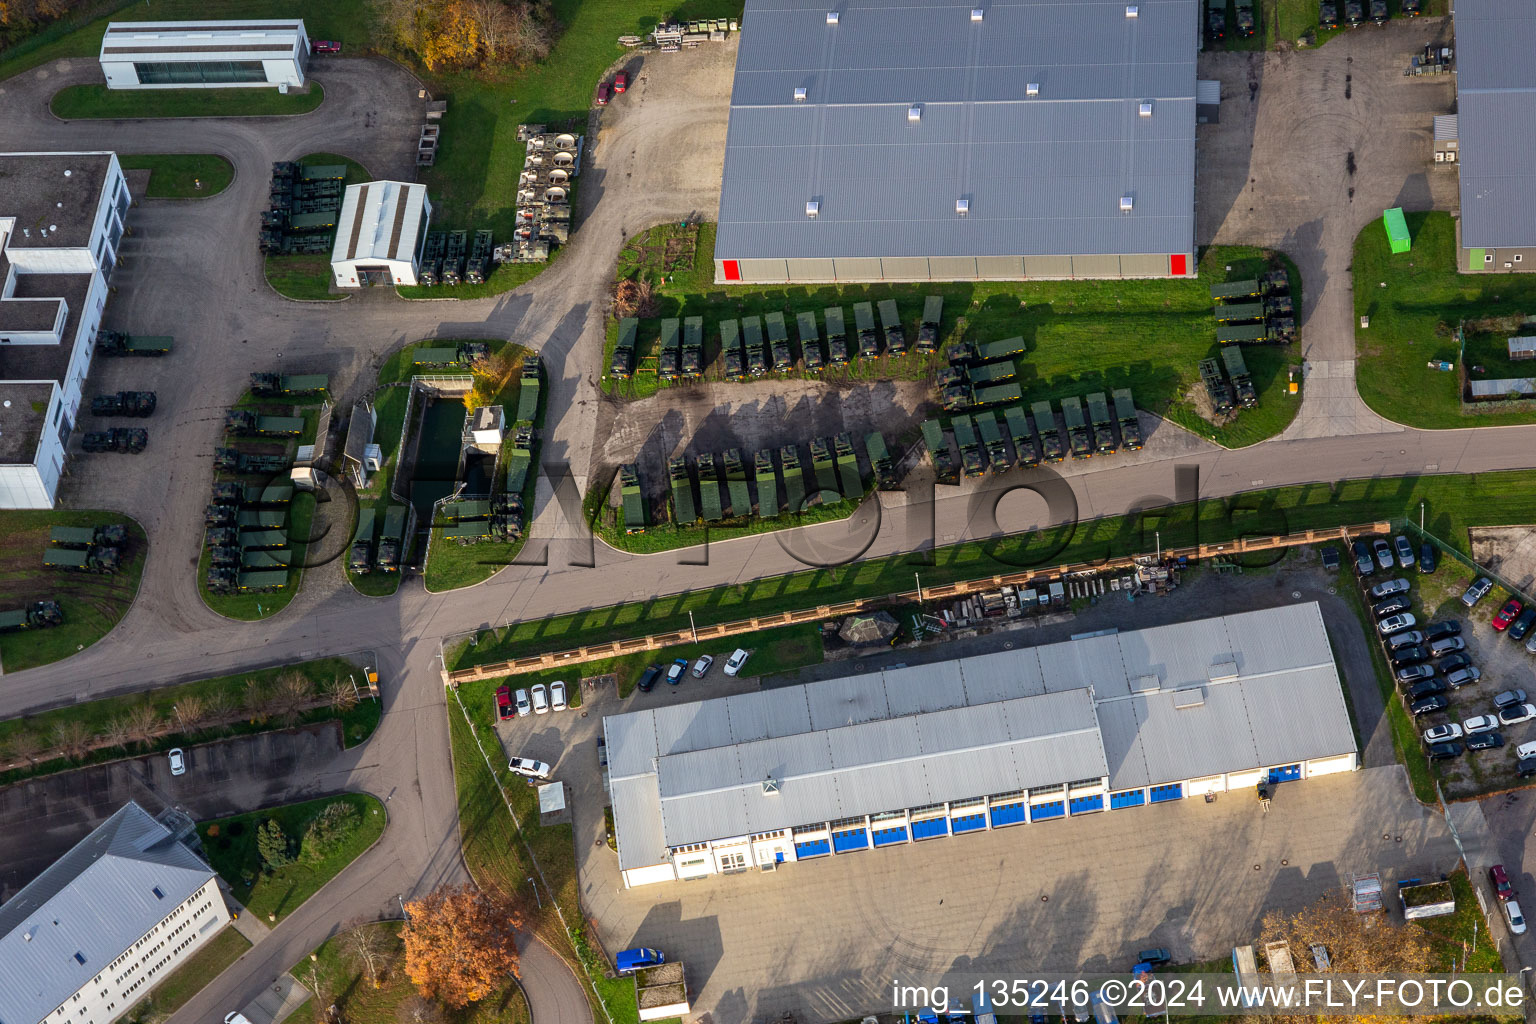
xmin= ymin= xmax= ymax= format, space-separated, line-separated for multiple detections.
xmin=330 ymin=181 xmax=432 ymax=289
xmin=99 ymin=20 xmax=309 ymax=90
xmin=0 ymin=802 xmax=231 ymax=1024
xmin=713 ymin=0 xmax=1198 ymax=285
xmin=606 ymin=602 xmax=1357 ymax=887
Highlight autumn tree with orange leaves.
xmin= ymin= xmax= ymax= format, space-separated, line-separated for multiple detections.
xmin=401 ymin=884 xmax=522 ymax=1007
xmin=378 ymin=0 xmax=551 ymax=72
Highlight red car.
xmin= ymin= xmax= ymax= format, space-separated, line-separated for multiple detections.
xmin=1494 ymin=599 xmax=1524 ymax=631
xmin=312 ymin=40 xmax=342 ymax=54
xmin=614 ymin=71 xmax=629 ymax=93
xmin=595 ymin=81 xmax=612 ymax=106
xmin=1491 ymin=864 xmax=1517 ymax=902
xmin=495 ymin=685 xmax=514 ymax=720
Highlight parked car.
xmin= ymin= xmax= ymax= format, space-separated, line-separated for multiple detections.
xmin=1353 ymin=539 xmax=1375 ymax=575
xmin=1490 ymin=864 xmax=1516 ymax=902
xmin=1527 ymin=631 xmax=1536 ymax=654
xmin=1439 ymin=652 xmax=1473 ymax=674
xmin=1410 ymin=695 xmax=1449 ymax=716
xmin=508 ymin=756 xmax=553 ymax=780
xmin=616 ymin=948 xmax=665 ymax=974
xmin=1506 ymin=900 xmax=1528 ymax=936
xmin=1321 ymin=547 xmax=1341 ymax=572
xmin=666 ymin=657 xmax=689 ymax=685
xmin=1374 ymin=595 xmax=1412 ymax=618
xmin=1446 ymin=667 xmax=1482 ymax=689
xmin=226 ymin=1014 xmax=254 ymax=1024
xmin=724 ymin=648 xmax=751 ymax=676
xmin=495 ymin=685 xmax=514 ymax=720
xmin=551 ymin=680 xmax=567 ymax=711
xmin=1428 ymin=636 xmax=1465 ymax=657
xmin=691 ymin=655 xmax=714 ymax=678
xmin=1425 ymin=621 xmax=1463 ymax=642
xmin=1370 ymin=578 xmax=1411 ymax=600
xmin=1379 ymin=613 xmax=1417 ymax=634
xmin=168 ymin=748 xmax=186 ymax=777
xmin=1373 ymin=538 xmax=1394 ymax=570
xmin=1390 ymin=645 xmax=1430 ymax=668
xmin=1468 ymin=732 xmax=1504 ymax=751
xmin=595 ymin=80 xmax=612 ymax=105
xmin=1463 ymin=577 xmax=1495 ymax=607
xmin=1423 ymin=723 xmax=1462 ymax=743
xmin=1519 ymin=741 xmax=1536 ymax=761
xmin=515 ymin=688 xmax=531 ymax=717
xmin=1396 ymin=664 xmax=1436 ymax=685
xmin=312 ymin=40 xmax=342 ymax=53
xmin=1407 ymin=678 xmax=1446 ymax=700
xmin=614 ymin=70 xmax=629 ymax=92
xmin=1496 ymin=688 xmax=1529 ymax=709
xmin=1419 ymin=543 xmax=1438 ymax=573
xmin=596 ymin=736 xmax=608 ymax=767
xmin=1500 ymin=703 xmax=1536 ymax=726
xmin=1510 ymin=608 xmax=1536 ymax=641
xmin=1394 ymin=535 xmax=1416 ymax=567
xmin=1520 ymin=757 xmax=1536 ymax=779
xmin=636 ymin=664 xmax=662 ymax=693
xmin=1137 ymin=948 xmax=1172 ymax=966
xmin=531 ymin=683 xmax=550 ymax=714
xmin=1426 ymin=741 xmax=1463 ymax=761
xmin=1495 ymin=599 xmax=1524 ymax=631
xmin=1386 ymin=629 xmax=1424 ymax=650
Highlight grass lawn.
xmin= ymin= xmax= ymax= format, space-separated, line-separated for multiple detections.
xmin=451 ymin=468 xmax=1536 ymax=672
xmin=201 ymin=793 xmax=386 ymax=922
xmin=263 ymin=152 xmax=371 ymax=302
xmin=0 ymin=510 xmax=146 ymax=672
xmin=118 ymin=154 xmax=234 ymax=198
xmin=1417 ymin=868 xmax=1503 ymax=973
xmin=1269 ymin=0 xmax=1447 ymax=47
xmin=1355 ymin=211 xmax=1536 ymax=428
xmin=397 ymin=262 xmax=549 ymax=300
xmin=52 ymin=81 xmax=323 ymax=119
xmin=610 ymin=223 xmax=1301 ymax=447
xmin=121 ymin=928 xmax=251 ymax=1024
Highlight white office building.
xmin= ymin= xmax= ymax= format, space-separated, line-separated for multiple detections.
xmin=0 ymin=152 xmax=129 ymax=508
xmin=330 ymin=181 xmax=432 ymax=288
xmin=99 ymin=20 xmax=309 ymax=89
xmin=0 ymin=802 xmax=232 ymax=1024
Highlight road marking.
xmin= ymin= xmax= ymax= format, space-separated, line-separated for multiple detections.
xmin=1425 ymin=464 xmax=1438 ymax=471
xmin=1251 ymin=480 xmax=1264 ymax=486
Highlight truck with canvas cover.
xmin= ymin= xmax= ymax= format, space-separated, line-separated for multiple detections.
xmin=952 ymin=415 xmax=985 ymax=477
xmin=250 ymin=373 xmax=329 ymax=397
xmin=350 ymin=508 xmax=376 ymax=573
xmin=241 ymin=530 xmax=288 ymax=550
xmin=1206 ymin=0 xmax=1224 ymax=38
xmin=50 ymin=524 xmax=126 ymax=548
xmin=920 ymin=419 xmax=958 ymax=482
xmin=1061 ymin=397 xmax=1092 ymax=459
xmin=1262 ymin=267 xmax=1289 ymax=294
xmin=621 ymin=463 xmax=646 ymax=533
xmin=1265 ymin=294 xmax=1293 ymax=317
xmin=977 ymin=411 xmax=1011 ymax=470
xmin=439 ymin=498 xmax=492 ymax=522
xmin=205 ymin=527 xmax=237 ymax=550
xmin=1369 ymin=0 xmax=1386 ymax=23
xmin=1200 ymin=358 xmax=1235 ymax=414
xmin=1222 ymin=346 xmax=1258 ymax=408
xmin=504 ymin=427 xmax=534 ymax=499
xmin=1209 ymin=279 xmax=1260 ymax=300
xmin=853 ymin=302 xmax=879 ymax=358
xmin=225 ymin=410 xmax=303 ymax=437
xmin=206 ymin=567 xmax=238 ymax=594
xmin=948 ymin=335 xmax=1025 ymax=367
xmin=742 ymin=316 xmax=768 ymax=376
xmin=968 ymin=361 xmax=1016 ymax=386
xmin=0 ymin=600 xmax=63 ymax=634
xmin=797 ymin=312 xmax=824 ymax=372
xmin=1004 ymin=405 xmax=1040 ymax=467
xmin=438 ymin=519 xmax=491 ymax=544
xmin=972 ymin=382 xmax=1023 ymax=410
xmin=681 ymin=317 xmax=704 ymax=378
xmin=866 ymin=431 xmax=897 ymax=489
xmin=1217 ymin=323 xmax=1271 ymax=344
xmin=465 ymin=229 xmax=493 ymax=285
xmin=697 ymin=453 xmax=724 ymax=522
xmin=1087 ymin=392 xmax=1116 ymax=454
xmin=724 ymin=449 xmax=752 ymax=517
xmin=766 ymin=312 xmax=793 ymax=372
xmin=210 ymin=545 xmax=242 ymax=567
xmin=205 ymin=502 xmax=236 ymax=527
xmin=824 ymin=307 xmax=850 ymax=366
xmin=809 ymin=437 xmax=838 ymax=496
xmin=877 ymin=299 xmax=906 ymax=355
xmin=214 ymin=448 xmax=291 ymax=475
xmin=517 ymin=355 xmax=541 ymax=422
xmin=669 ymin=456 xmax=697 ymax=524
xmin=917 ymin=296 xmax=943 ymax=354
xmin=612 ymin=317 xmax=638 ymax=379
xmin=780 ymin=445 xmax=806 ymax=512
xmin=754 ymin=449 xmax=779 ymax=516
xmin=834 ymin=433 xmax=862 ymax=497
xmin=1213 ymin=301 xmax=1265 ymax=324
xmin=45 ymin=545 xmax=119 ymax=573
xmin=410 ymin=345 xmax=464 ymax=367
xmin=97 ymin=331 xmax=172 ymax=357
xmin=210 ymin=481 xmax=243 ymax=507
xmin=719 ymin=319 xmax=746 ymax=380
xmin=242 ymin=548 xmax=292 ymax=570
xmin=1345 ymin=0 xmax=1363 ymax=26
xmin=91 ymin=391 xmax=156 ymax=417
xmin=658 ymin=318 xmax=682 ymax=380
xmin=1113 ymin=389 xmax=1142 ymax=449
xmin=1031 ymin=401 xmax=1064 ymax=462
xmin=82 ymin=428 xmax=147 ymax=453
xmin=376 ymin=505 xmax=407 ymax=571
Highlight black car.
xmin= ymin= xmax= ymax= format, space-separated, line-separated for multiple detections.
xmin=1439 ymin=652 xmax=1473 ymax=673
xmin=1467 ymin=732 xmax=1505 ymax=751
xmin=1321 ymin=547 xmax=1341 ymax=572
xmin=1427 ymin=741 xmax=1463 ymax=760
xmin=636 ymin=664 xmax=662 ymax=693
xmin=1374 ymin=595 xmax=1412 ymax=618
xmin=1510 ymin=607 xmax=1536 ymax=642
xmin=1411 ymin=695 xmax=1449 ymax=716
xmin=1520 ymin=757 xmax=1536 ymax=779
xmin=1419 ymin=543 xmax=1437 ymax=573
xmin=1425 ymin=620 xmax=1462 ymax=642
xmin=1390 ymin=645 xmax=1430 ymax=668
xmin=1352 ymin=539 xmax=1375 ymax=575
xmin=1408 ymin=678 xmax=1447 ymax=700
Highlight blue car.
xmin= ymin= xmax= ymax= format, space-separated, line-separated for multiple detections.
xmin=666 ymin=657 xmax=689 ymax=685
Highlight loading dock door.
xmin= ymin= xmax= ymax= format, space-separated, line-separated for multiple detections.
xmin=1110 ymin=790 xmax=1145 ymax=809
xmin=951 ymin=811 xmax=987 ymax=833
xmin=1268 ymin=765 xmax=1301 ymax=783
xmin=832 ymin=827 xmax=869 ymax=853
xmin=1069 ymin=794 xmax=1104 ymax=815
xmin=1149 ymin=783 xmax=1184 ymax=803
xmin=872 ymin=824 xmax=909 ymax=847
xmin=795 ymin=838 xmax=831 ymax=859
xmin=990 ymin=801 xmax=1027 ymax=827
xmin=911 ymin=817 xmax=949 ymax=840
xmin=1031 ymin=800 xmax=1065 ymax=821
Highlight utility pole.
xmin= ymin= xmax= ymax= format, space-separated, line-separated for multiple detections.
xmin=914 ymin=572 xmax=923 ymax=603
xmin=688 ymin=610 xmax=697 ymax=644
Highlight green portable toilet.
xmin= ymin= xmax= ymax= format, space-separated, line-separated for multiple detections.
xmin=1383 ymin=208 xmax=1411 ymax=254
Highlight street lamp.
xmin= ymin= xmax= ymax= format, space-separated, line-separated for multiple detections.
xmin=914 ymin=572 xmax=923 ymax=603
xmin=527 ymin=876 xmax=542 ymax=909
xmin=397 ymin=894 xmax=408 ymax=921
xmin=689 ymin=610 xmax=697 ymax=644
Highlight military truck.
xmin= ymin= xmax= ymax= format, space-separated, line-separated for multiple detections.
xmin=420 ymin=233 xmax=446 ymax=286
xmin=780 ymin=445 xmax=807 ymax=512
xmin=723 ymin=449 xmax=752 ymax=517
xmin=1344 ymin=0 xmax=1363 ymax=25
xmin=1213 ymin=301 xmax=1265 ymax=324
xmin=948 ymin=335 xmax=1027 ymax=367
xmin=250 ymin=373 xmax=329 ymax=397
xmin=215 ymin=448 xmax=291 ymax=475
xmin=754 ymin=449 xmax=780 ymax=516
xmin=1222 ymin=347 xmax=1259 ymax=408
xmin=237 ymin=570 xmax=289 ymax=592
xmin=1206 ymin=0 xmax=1225 ymax=39
xmin=206 ymin=567 xmax=238 ymax=594
xmin=517 ymin=355 xmax=542 ymax=423
xmin=1369 ymin=0 xmax=1387 ymax=23
xmin=1269 ymin=316 xmax=1296 ymax=342
xmin=210 ymin=545 xmax=242 ymax=567
xmin=866 ymin=431 xmax=898 ymax=489
xmin=1319 ymin=0 xmax=1339 ymax=27
xmin=809 ymin=437 xmax=839 ymax=496
xmin=1113 ymin=389 xmax=1142 ymax=450
xmin=877 ymin=299 xmax=906 ymax=356
xmin=720 ymin=319 xmax=747 ymax=381
xmin=1261 ymin=267 xmax=1289 ymax=294
xmin=612 ymin=317 xmax=638 ymax=379
xmin=682 ymin=317 xmax=704 ymax=378
xmin=1031 ymin=401 xmax=1065 ymax=463
xmin=1061 ymin=397 xmax=1093 ymax=459
xmin=45 ymin=544 xmax=119 ymax=573
xmin=1200 ymin=358 xmax=1235 ymax=414
xmin=834 ymin=433 xmax=862 ymax=497
xmin=442 ymin=230 xmax=467 ymax=286
xmin=1265 ymin=294 xmax=1294 ymax=316
xmin=82 ymin=428 xmax=147 ymax=453
xmin=917 ymin=296 xmax=943 ymax=354
xmin=50 ymin=524 xmax=126 ymax=548
xmin=742 ymin=316 xmax=769 ymax=376
xmin=205 ymin=502 xmax=236 ymax=527
xmin=242 ymin=548 xmax=292 ymax=570
xmin=465 ymin=229 xmax=494 ymax=285
xmin=376 ymin=505 xmax=408 ymax=571
xmin=1004 ymin=405 xmax=1040 ymax=468
xmin=0 ymin=600 xmax=63 ymax=634
xmin=952 ymin=416 xmax=985 ymax=478
xmin=1401 ymin=0 xmax=1420 ymax=14
xmin=669 ymin=456 xmax=697 ymax=524
xmin=977 ymin=412 xmax=1011 ymax=471
xmin=210 ymin=482 xmax=243 ymax=506
xmin=1217 ymin=323 xmax=1272 ymax=344
xmin=1086 ymin=392 xmax=1117 ymax=455
xmin=1209 ymin=279 xmax=1260 ymax=300
xmin=697 ymin=453 xmax=724 ymax=522
xmin=920 ymin=419 xmax=958 ymax=482
xmin=657 ymin=318 xmax=682 ymax=381
xmin=411 ymin=343 xmax=486 ymax=368
xmin=765 ymin=312 xmax=794 ymax=373
xmin=350 ymin=508 xmax=376 ymax=573
xmin=97 ymin=330 xmax=172 ymax=357
xmin=825 ymin=307 xmax=850 ymax=366
xmin=505 ymin=425 xmax=534 ymax=507
xmin=205 ymin=527 xmax=238 ymax=549
xmin=797 ymin=312 xmax=825 ymax=372
xmin=1234 ymin=0 xmax=1255 ymax=37
xmin=959 ymin=382 xmax=1024 ymax=412
xmin=90 ymin=391 xmax=156 ymax=418
xmin=225 ymin=410 xmax=303 ymax=437
xmin=853 ymin=302 xmax=880 ymax=359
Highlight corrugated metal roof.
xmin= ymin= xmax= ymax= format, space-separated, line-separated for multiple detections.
xmin=1433 ymin=114 xmax=1458 ymax=141
xmin=1453 ymin=0 xmax=1536 ymax=248
xmin=1196 ymin=79 xmax=1221 ymax=105
xmin=716 ymin=0 xmax=1197 ymax=261
xmin=99 ymin=20 xmax=305 ymax=60
xmin=331 ymin=181 xmax=428 ymax=267
xmin=1470 ymin=377 xmax=1536 ymax=398
xmin=0 ymin=803 xmax=217 ymax=1023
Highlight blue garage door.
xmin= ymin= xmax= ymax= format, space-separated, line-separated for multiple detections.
xmin=1268 ymin=764 xmax=1301 ymax=783
xmin=911 ymin=817 xmax=949 ymax=840
xmin=990 ymin=802 xmax=1027 ymax=827
xmin=1150 ymin=783 xmax=1184 ymax=804
xmin=1031 ymin=800 xmax=1065 ymax=821
xmin=832 ymin=828 xmax=868 ymax=853
xmin=795 ymin=838 xmax=830 ymax=859
xmin=872 ymin=825 xmax=908 ymax=847
xmin=1110 ymin=789 xmax=1146 ymax=810
xmin=1069 ymin=794 xmax=1104 ymax=815
xmin=951 ymin=812 xmax=987 ymax=833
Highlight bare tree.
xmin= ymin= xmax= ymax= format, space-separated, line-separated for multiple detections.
xmin=273 ymin=672 xmax=316 ymax=725
xmin=7 ymin=729 xmax=43 ymax=766
xmin=243 ymin=680 xmax=273 ymax=720
xmin=296 ymin=962 xmax=331 ymax=1011
xmin=102 ymin=715 xmax=133 ymax=751
xmin=345 ymin=919 xmax=395 ymax=988
xmin=326 ymin=677 xmax=359 ymax=713
xmin=175 ymin=694 xmax=209 ymax=732
xmin=466 ymin=0 xmax=513 ymax=60
xmin=52 ymin=720 xmax=93 ymax=761
xmin=203 ymin=690 xmax=238 ymax=727
xmin=126 ymin=703 xmax=162 ymax=748
xmin=396 ymin=995 xmax=444 ymax=1024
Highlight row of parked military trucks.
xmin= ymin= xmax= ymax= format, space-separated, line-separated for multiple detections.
xmin=81 ymin=330 xmax=173 ymax=454
xmin=349 ymin=505 xmax=410 ymax=573
xmin=1319 ymin=0 xmax=1415 ymax=29
xmin=923 ymin=390 xmax=1142 ymax=481
xmin=1210 ymin=269 xmax=1294 ymax=345
xmin=610 ymin=297 xmax=945 ymax=380
xmin=418 ymin=229 xmax=498 ymax=287
xmin=43 ymin=523 xmax=128 ymax=574
xmin=1205 ymin=0 xmax=1255 ymax=41
xmin=260 ymin=162 xmax=346 ymax=256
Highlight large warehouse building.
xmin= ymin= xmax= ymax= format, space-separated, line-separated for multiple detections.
xmin=712 ymin=0 xmax=1198 ymax=284
xmin=98 ymin=20 xmax=309 ymax=90
xmin=1450 ymin=1 xmax=1536 ymax=273
xmin=606 ymin=603 xmax=1357 ymax=888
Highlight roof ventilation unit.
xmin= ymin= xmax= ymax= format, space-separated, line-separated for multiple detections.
xmin=826 ymin=10 xmax=839 ymax=23
xmin=794 ymin=86 xmax=807 ymax=102
xmin=763 ymin=776 xmax=780 ymax=795
xmin=1026 ymin=82 xmax=1039 ymax=97
xmin=1209 ymin=659 xmax=1240 ymax=682
xmin=1139 ymin=101 xmax=1153 ymax=117
xmin=970 ymin=7 xmax=984 ymax=20
xmin=1173 ymin=686 xmax=1206 ymax=709
xmin=908 ymin=105 xmax=922 ymax=123
xmin=806 ymin=200 xmax=820 ymax=218
xmin=1126 ymin=4 xmax=1139 ymax=17
xmin=955 ymin=198 xmax=969 ymax=216
xmin=1119 ymin=195 xmax=1134 ymax=212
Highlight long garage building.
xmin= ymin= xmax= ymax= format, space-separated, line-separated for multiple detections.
xmin=98 ymin=20 xmax=310 ymax=89
xmin=606 ymin=602 xmax=1357 ymax=887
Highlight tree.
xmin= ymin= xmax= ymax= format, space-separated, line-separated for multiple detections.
xmin=52 ymin=720 xmax=92 ymax=761
xmin=126 ymin=703 xmax=161 ymax=748
xmin=345 ymin=920 xmax=396 ymax=988
xmin=203 ymin=689 xmax=238 ymax=726
xmin=102 ymin=715 xmax=133 ymax=751
xmin=257 ymin=819 xmax=292 ymax=870
xmin=326 ymin=677 xmax=359 ymax=712
xmin=7 ymin=729 xmax=42 ymax=766
xmin=175 ymin=694 xmax=208 ymax=732
xmin=272 ymin=671 xmax=315 ymax=725
xmin=396 ymin=995 xmax=444 ymax=1024
xmin=420 ymin=0 xmax=481 ymax=71
xmin=296 ymin=961 xmax=331 ymax=1011
xmin=402 ymin=884 xmax=522 ymax=1007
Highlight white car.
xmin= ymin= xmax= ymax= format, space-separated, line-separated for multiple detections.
xmin=515 ymin=688 xmax=531 ymax=717
xmin=1502 ymin=704 xmax=1536 ymax=727
xmin=1423 ymin=723 xmax=1462 ymax=744
xmin=168 ymin=748 xmax=186 ymax=776
xmin=691 ymin=655 xmax=714 ymax=678
xmin=226 ymin=1014 xmax=253 ymax=1024
xmin=1378 ymin=613 xmax=1416 ymax=635
xmin=550 ymin=680 xmax=567 ymax=711
xmin=1518 ymin=741 xmax=1536 ymax=761
xmin=1463 ymin=715 xmax=1499 ymax=735
xmin=531 ymin=683 xmax=550 ymax=715
xmin=723 ymin=648 xmax=751 ymax=676
xmin=508 ymin=757 xmax=552 ymax=780
xmin=1507 ymin=899 xmax=1528 ymax=936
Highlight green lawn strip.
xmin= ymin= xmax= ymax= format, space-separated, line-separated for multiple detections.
xmin=609 ymin=226 xmax=1298 ymax=446
xmin=452 ymin=469 xmax=1536 ymax=672
xmin=0 ymin=657 xmax=379 ymax=785
xmin=201 ymin=793 xmax=386 ymax=922
xmin=397 ymin=262 xmax=549 ymax=300
xmin=0 ymin=510 xmax=146 ymax=672
xmin=262 ymin=151 xmax=370 ymax=301
xmin=1355 ymin=211 xmax=1536 ymax=429
xmin=121 ymin=928 xmax=251 ymax=1024
xmin=52 ymin=81 xmax=323 ymax=119
xmin=1415 ymin=868 xmax=1504 ymax=973
xmin=118 ymin=154 xmax=234 ymax=198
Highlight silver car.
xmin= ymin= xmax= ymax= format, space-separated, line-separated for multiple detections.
xmin=1370 ymin=578 xmax=1411 ymax=600
xmin=1378 ymin=613 xmax=1417 ymax=634
xmin=1463 ymin=577 xmax=1495 ymax=607
xmin=1386 ymin=630 xmax=1424 ymax=650
xmin=1429 ymin=636 xmax=1465 ymax=657
xmin=1496 ymin=688 xmax=1529 ymax=710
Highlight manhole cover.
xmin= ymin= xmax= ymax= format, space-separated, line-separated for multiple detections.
xmin=1004 ymin=642 xmax=1014 ymax=650
xmin=1292 ymin=590 xmax=1302 ymax=599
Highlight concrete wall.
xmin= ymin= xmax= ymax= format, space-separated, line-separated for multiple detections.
xmin=716 ymin=253 xmax=1195 ymax=284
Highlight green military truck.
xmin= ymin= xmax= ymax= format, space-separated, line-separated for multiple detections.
xmin=621 ymin=464 xmax=646 ymax=534
xmin=242 ymin=548 xmax=292 ymax=570
xmin=866 ymin=431 xmax=897 ymax=489
xmin=977 ymin=411 xmax=1010 ymax=471
xmin=1213 ymin=301 xmax=1265 ymax=324
xmin=516 ymin=355 xmax=542 ymax=422
xmin=49 ymin=524 xmax=126 ymax=548
xmin=225 ymin=409 xmax=303 ymax=437
xmin=1061 ymin=397 xmax=1093 ymax=459
xmin=250 ymin=372 xmax=329 ymax=397
xmin=697 ymin=453 xmax=724 ymax=522
xmin=742 ymin=316 xmax=768 ymax=376
xmin=720 ymin=319 xmax=746 ymax=381
xmin=438 ymin=519 xmax=491 ymax=544
xmin=1209 ymin=279 xmax=1260 ymax=300
xmin=611 ymin=317 xmax=638 ymax=379
xmin=921 ymin=419 xmax=957 ymax=482
xmin=834 ymin=433 xmax=862 ymax=498
xmin=504 ymin=426 xmax=533 ymax=503
xmin=824 ymin=307 xmax=850 ymax=366
xmin=1086 ymin=392 xmax=1117 ymax=455
xmin=44 ymin=545 xmax=120 ymax=573
xmin=948 ymin=382 xmax=1023 ymax=412
xmin=82 ymin=428 xmax=147 ymax=453
xmin=969 ymin=361 xmax=1017 ymax=386
xmin=952 ymin=415 xmax=985 ymax=477
xmin=853 ymin=302 xmax=879 ymax=359
xmin=765 ymin=312 xmax=793 ymax=372
xmin=1222 ymin=347 xmax=1259 ymax=408
xmin=376 ymin=505 xmax=408 ymax=572
xmin=681 ymin=317 xmax=704 ymax=378
xmin=1113 ymin=389 xmax=1142 ymax=450
xmin=809 ymin=437 xmax=838 ymax=497
xmin=669 ymin=456 xmax=697 ymax=524
xmin=724 ymin=449 xmax=752 ymax=517
xmin=797 ymin=312 xmax=825 ymax=372
xmin=215 ymin=448 xmax=291 ymax=475
xmin=1200 ymin=358 xmax=1235 ymax=414
xmin=780 ymin=445 xmax=806 ymax=512
xmin=91 ymin=391 xmax=156 ymax=417
xmin=238 ymin=509 xmax=286 ymax=530
xmin=241 ymin=530 xmax=288 ymax=550
xmin=442 ymin=230 xmax=467 ymax=285
xmin=1217 ymin=323 xmax=1271 ymax=344
xmin=350 ymin=508 xmax=376 ymax=573
xmin=1004 ymin=405 xmax=1040 ymax=468
xmin=439 ymin=498 xmax=492 ymax=521
xmin=916 ymin=296 xmax=943 ymax=354
xmin=754 ymin=449 xmax=780 ymax=516
xmin=657 ymin=318 xmax=682 ymax=381
xmin=237 ymin=570 xmax=289 ymax=592
xmin=411 ymin=343 xmax=486 ymax=368
xmin=243 ymin=483 xmax=292 ymax=506
xmin=947 ymin=335 xmax=1025 ymax=367
xmin=877 ymin=299 xmax=905 ymax=355
xmin=0 ymin=600 xmax=63 ymax=634
xmin=97 ymin=330 xmax=172 ymax=357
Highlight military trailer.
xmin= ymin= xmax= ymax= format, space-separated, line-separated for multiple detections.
xmin=754 ymin=449 xmax=780 ymax=517
xmin=824 ymin=307 xmax=850 ymax=366
xmin=1086 ymin=392 xmax=1117 ymax=455
xmin=619 ymin=464 xmax=646 ymax=534
xmin=853 ymin=302 xmax=879 ymax=359
xmin=44 ymin=545 xmax=119 ymax=573
xmin=780 ymin=445 xmax=806 ymax=512
xmin=243 ymin=483 xmax=293 ymax=506
xmin=241 ymin=530 xmax=289 ymax=550
xmin=1222 ymin=347 xmax=1259 ymax=408
xmin=49 ymin=524 xmax=125 ymax=548
xmin=765 ymin=312 xmax=793 ymax=372
xmin=1234 ymin=0 xmax=1255 ymax=37
xmin=242 ymin=548 xmax=292 ymax=570
xmin=952 ymin=416 xmax=985 ymax=478
xmin=976 ymin=411 xmax=1011 ymax=471
xmin=948 ymin=335 xmax=1026 ymax=367
xmin=1213 ymin=301 xmax=1266 ymax=324
xmin=1209 ymin=279 xmax=1260 ymax=300
xmin=921 ymin=419 xmax=958 ymax=482
xmin=657 ymin=318 xmax=682 ymax=381
xmin=742 ymin=316 xmax=768 ymax=376
xmin=1113 ymin=389 xmax=1142 ymax=450
xmin=1061 ymin=397 xmax=1093 ymax=459
xmin=797 ymin=312 xmax=825 ymax=372
xmin=439 ymin=498 xmax=492 ymax=521
xmin=681 ymin=317 xmax=704 ymax=378
xmin=1200 ymin=358 xmax=1235 ymax=414
xmin=237 ymin=570 xmax=289 ymax=592
xmin=376 ymin=505 xmax=408 ymax=571
xmin=238 ymin=509 xmax=286 ymax=530
xmin=250 ymin=373 xmax=329 ymax=397
xmin=720 ymin=319 xmax=746 ymax=381
xmin=877 ymin=299 xmax=906 ymax=356
xmin=697 ymin=453 xmax=724 ymax=522
xmin=723 ymin=449 xmax=752 ymax=517
xmin=1217 ymin=323 xmax=1272 ymax=344
xmin=90 ymin=391 xmax=156 ymax=417
xmin=504 ymin=425 xmax=534 ymax=504
xmin=225 ymin=410 xmax=303 ymax=437
xmin=834 ymin=433 xmax=862 ymax=498
xmin=97 ymin=330 xmax=172 ymax=357
xmin=350 ymin=508 xmax=377 ymax=573
xmin=612 ymin=317 xmax=638 ymax=379
xmin=516 ymin=355 xmax=542 ymax=423
xmin=669 ymin=456 xmax=697 ymax=525
xmin=82 ymin=428 xmax=147 ymax=453
xmin=442 ymin=230 xmax=467 ymax=285
xmin=809 ymin=437 xmax=839 ymax=496
xmin=969 ymin=361 xmax=1017 ymax=386
xmin=1031 ymin=401 xmax=1064 ymax=462
xmin=866 ymin=431 xmax=898 ymax=489
xmin=0 ymin=600 xmax=63 ymax=634
xmin=465 ymin=229 xmax=494 ymax=285
xmin=916 ymin=296 xmax=943 ymax=354
xmin=1003 ymin=405 xmax=1040 ymax=468
xmin=420 ymin=232 xmax=445 ymax=286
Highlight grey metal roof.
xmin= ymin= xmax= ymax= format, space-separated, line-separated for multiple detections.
xmin=0 ymin=803 xmax=217 ymax=1024
xmin=1453 ymin=0 xmax=1536 ymax=248
xmin=716 ymin=0 xmax=1198 ymax=261
xmin=1434 ymin=114 xmax=1458 ymax=142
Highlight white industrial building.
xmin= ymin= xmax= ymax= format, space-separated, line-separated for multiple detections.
xmin=606 ymin=602 xmax=1358 ymax=888
xmin=98 ymin=21 xmax=309 ymax=90
xmin=0 ymin=152 xmax=130 ymax=508
xmin=0 ymin=802 xmax=232 ymax=1024
xmin=330 ymin=181 xmax=432 ymax=288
